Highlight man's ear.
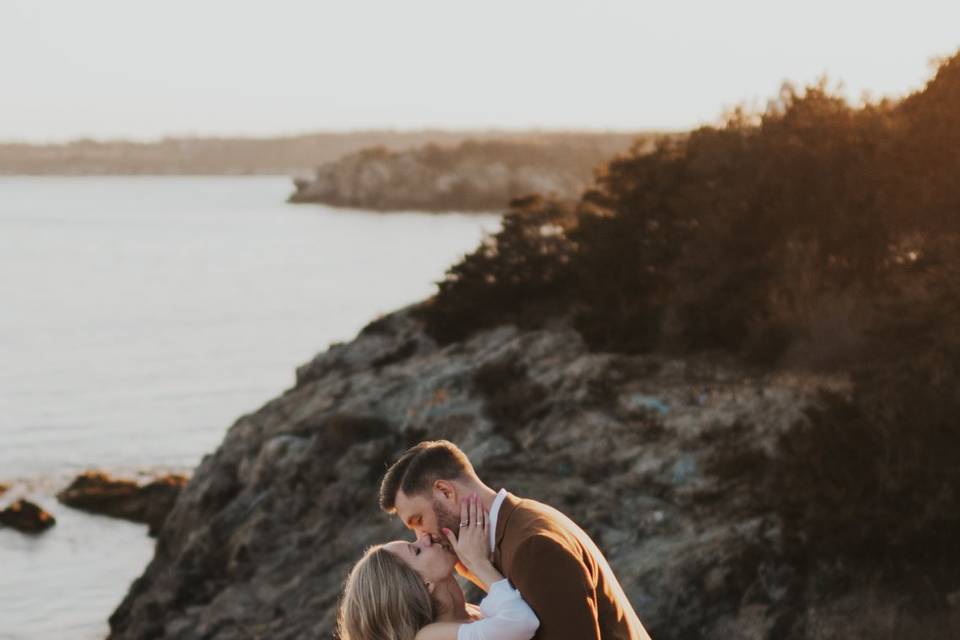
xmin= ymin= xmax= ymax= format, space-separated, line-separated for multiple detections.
xmin=433 ymin=479 xmax=456 ymax=503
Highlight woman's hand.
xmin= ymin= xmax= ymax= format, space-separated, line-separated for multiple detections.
xmin=442 ymin=494 xmax=502 ymax=589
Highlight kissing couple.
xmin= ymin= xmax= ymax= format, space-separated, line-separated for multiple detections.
xmin=337 ymin=440 xmax=652 ymax=639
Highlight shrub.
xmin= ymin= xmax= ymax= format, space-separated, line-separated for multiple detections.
xmin=421 ymin=51 xmax=960 ymax=366
xmin=416 ymin=195 xmax=576 ymax=343
xmin=721 ymin=243 xmax=960 ymax=589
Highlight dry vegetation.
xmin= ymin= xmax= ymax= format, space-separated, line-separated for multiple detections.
xmin=417 ymin=52 xmax=960 ymax=594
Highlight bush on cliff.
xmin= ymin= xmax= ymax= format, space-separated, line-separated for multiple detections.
xmin=419 ymin=52 xmax=960 ymax=365
xmin=749 ymin=256 xmax=960 ymax=600
xmin=418 ymin=195 xmax=576 ymax=343
xmin=418 ymin=51 xmax=960 ymax=588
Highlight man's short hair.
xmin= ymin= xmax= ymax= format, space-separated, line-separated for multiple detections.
xmin=379 ymin=440 xmax=475 ymax=512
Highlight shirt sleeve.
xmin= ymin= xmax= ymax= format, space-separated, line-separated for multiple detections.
xmin=456 ymin=579 xmax=540 ymax=640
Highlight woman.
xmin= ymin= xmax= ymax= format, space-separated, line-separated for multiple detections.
xmin=337 ymin=494 xmax=539 ymax=640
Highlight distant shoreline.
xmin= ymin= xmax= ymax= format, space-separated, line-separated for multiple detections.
xmin=0 ymin=171 xmax=298 ymax=177
xmin=287 ymin=136 xmax=652 ymax=211
xmin=0 ymin=129 xmax=663 ymax=176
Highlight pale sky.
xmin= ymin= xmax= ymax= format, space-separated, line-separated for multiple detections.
xmin=1 ymin=0 xmax=957 ymax=143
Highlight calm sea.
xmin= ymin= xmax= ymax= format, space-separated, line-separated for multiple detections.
xmin=0 ymin=176 xmax=500 ymax=639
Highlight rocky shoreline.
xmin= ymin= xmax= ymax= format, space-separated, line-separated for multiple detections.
xmin=4 ymin=306 xmax=955 ymax=638
xmin=57 ymin=471 xmax=188 ymax=536
xmin=0 ymin=471 xmax=187 ymax=536
xmin=97 ymin=305 xmax=958 ymax=640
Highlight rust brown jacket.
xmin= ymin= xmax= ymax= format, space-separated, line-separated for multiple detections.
xmin=492 ymin=493 xmax=652 ymax=640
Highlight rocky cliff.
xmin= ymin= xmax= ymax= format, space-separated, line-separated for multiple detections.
xmin=107 ymin=308 xmax=959 ymax=639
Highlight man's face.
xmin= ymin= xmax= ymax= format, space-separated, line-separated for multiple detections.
xmin=394 ymin=487 xmax=461 ymax=550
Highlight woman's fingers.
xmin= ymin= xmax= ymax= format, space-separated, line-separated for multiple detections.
xmin=453 ymin=495 xmax=489 ymax=560
xmin=441 ymin=527 xmax=458 ymax=548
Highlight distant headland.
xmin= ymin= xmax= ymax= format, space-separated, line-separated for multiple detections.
xmin=288 ymin=134 xmax=662 ymax=211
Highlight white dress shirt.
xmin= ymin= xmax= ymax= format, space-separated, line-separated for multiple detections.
xmin=456 ymin=579 xmax=540 ymax=640
xmin=488 ymin=488 xmax=509 ymax=551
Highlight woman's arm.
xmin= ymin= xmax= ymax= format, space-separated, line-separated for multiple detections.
xmin=414 ymin=621 xmax=461 ymax=640
xmin=415 ymin=580 xmax=540 ymax=640
xmin=417 ymin=495 xmax=538 ymax=640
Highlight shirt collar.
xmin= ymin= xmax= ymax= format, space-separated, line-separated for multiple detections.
xmin=488 ymin=488 xmax=509 ymax=550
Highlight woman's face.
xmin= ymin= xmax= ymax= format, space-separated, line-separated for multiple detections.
xmin=384 ymin=535 xmax=456 ymax=586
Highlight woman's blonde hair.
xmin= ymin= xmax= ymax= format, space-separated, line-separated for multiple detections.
xmin=337 ymin=544 xmax=436 ymax=640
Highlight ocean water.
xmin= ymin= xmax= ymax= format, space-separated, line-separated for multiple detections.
xmin=0 ymin=176 xmax=500 ymax=639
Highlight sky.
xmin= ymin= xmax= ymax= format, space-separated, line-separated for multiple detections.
xmin=1 ymin=0 xmax=958 ymax=143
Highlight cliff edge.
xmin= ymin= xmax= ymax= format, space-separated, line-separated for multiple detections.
xmin=104 ymin=307 xmax=954 ymax=640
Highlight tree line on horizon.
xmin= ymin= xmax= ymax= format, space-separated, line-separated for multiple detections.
xmin=417 ymin=51 xmax=960 ymax=597
xmin=288 ymin=135 xmax=653 ymax=210
xmin=0 ymin=130 xmax=651 ymax=176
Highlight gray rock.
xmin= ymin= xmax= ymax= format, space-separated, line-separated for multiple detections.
xmin=107 ymin=308 xmax=952 ymax=639
xmin=57 ymin=471 xmax=188 ymax=536
xmin=0 ymin=499 xmax=56 ymax=534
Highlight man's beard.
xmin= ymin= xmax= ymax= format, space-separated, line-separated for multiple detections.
xmin=432 ymin=498 xmax=462 ymax=551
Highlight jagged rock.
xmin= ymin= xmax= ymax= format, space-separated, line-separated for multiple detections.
xmin=0 ymin=499 xmax=56 ymax=533
xmin=106 ymin=308 xmax=956 ymax=640
xmin=57 ymin=471 xmax=188 ymax=536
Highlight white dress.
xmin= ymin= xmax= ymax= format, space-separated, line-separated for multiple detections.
xmin=456 ymin=579 xmax=540 ymax=640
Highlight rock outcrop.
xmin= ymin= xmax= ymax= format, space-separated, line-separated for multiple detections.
xmin=288 ymin=137 xmax=647 ymax=211
xmin=0 ymin=499 xmax=56 ymax=534
xmin=57 ymin=471 xmax=189 ymax=536
xmin=107 ymin=308 xmax=959 ymax=639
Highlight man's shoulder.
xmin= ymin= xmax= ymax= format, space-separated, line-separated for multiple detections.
xmin=510 ymin=497 xmax=583 ymax=533
xmin=501 ymin=496 xmax=588 ymax=555
xmin=498 ymin=498 xmax=599 ymax=592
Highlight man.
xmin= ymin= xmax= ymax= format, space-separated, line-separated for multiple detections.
xmin=379 ymin=440 xmax=652 ymax=640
